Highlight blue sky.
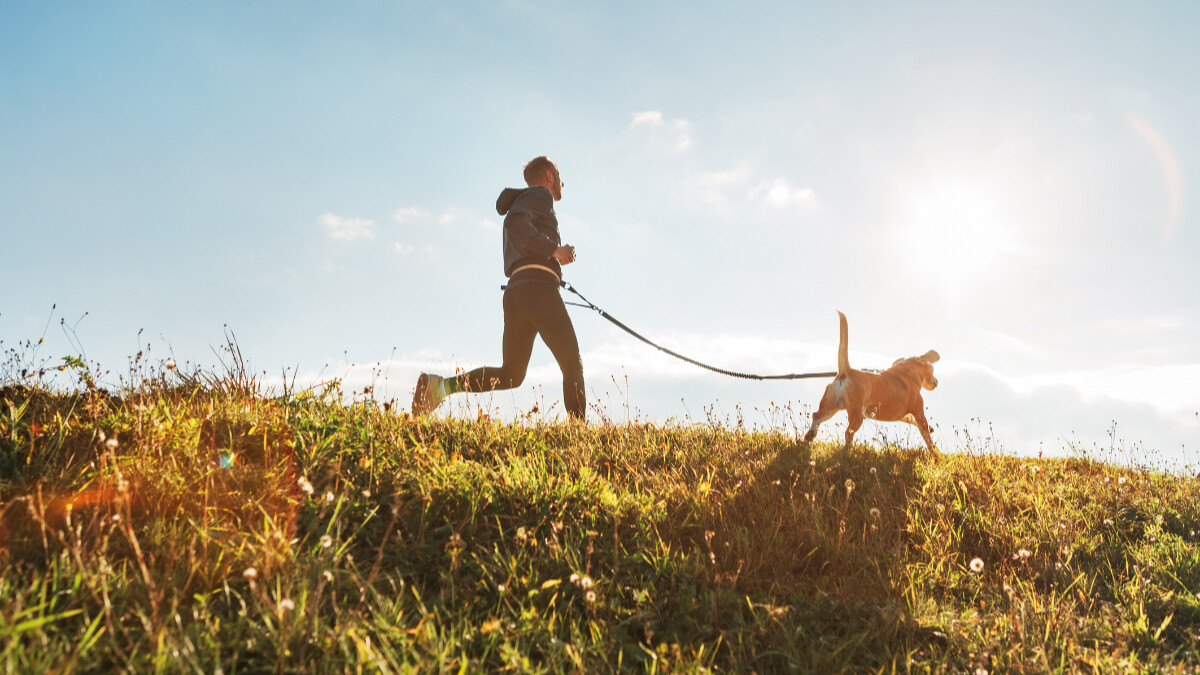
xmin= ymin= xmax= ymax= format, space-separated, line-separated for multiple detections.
xmin=3 ymin=2 xmax=1198 ymax=468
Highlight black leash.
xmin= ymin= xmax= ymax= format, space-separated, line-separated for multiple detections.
xmin=559 ymin=281 xmax=840 ymax=381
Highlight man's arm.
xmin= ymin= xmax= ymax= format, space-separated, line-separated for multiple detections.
xmin=552 ymin=245 xmax=575 ymax=265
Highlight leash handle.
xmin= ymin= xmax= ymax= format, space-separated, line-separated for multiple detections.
xmin=560 ymin=282 xmax=839 ymax=381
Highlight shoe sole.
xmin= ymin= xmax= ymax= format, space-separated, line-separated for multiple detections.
xmin=412 ymin=373 xmax=432 ymax=416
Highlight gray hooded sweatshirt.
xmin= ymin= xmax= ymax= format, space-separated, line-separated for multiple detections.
xmin=496 ymin=186 xmax=562 ymax=282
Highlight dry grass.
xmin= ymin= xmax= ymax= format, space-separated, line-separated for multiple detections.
xmin=1 ymin=350 xmax=1198 ymax=673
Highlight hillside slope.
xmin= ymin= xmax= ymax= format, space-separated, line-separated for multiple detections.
xmin=2 ymin=381 xmax=1198 ymax=673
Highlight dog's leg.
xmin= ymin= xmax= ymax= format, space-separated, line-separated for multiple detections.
xmin=844 ymin=408 xmax=864 ymax=450
xmin=909 ymin=408 xmax=937 ymax=453
xmin=803 ymin=391 xmax=840 ymax=444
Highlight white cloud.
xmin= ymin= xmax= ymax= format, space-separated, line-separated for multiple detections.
xmin=394 ymin=205 xmax=491 ymax=229
xmin=320 ymin=213 xmax=376 ymax=241
xmin=749 ymin=178 xmax=817 ymax=209
xmin=393 ymin=207 xmax=430 ymax=223
xmin=392 ymin=243 xmax=439 ymax=260
xmin=630 ymin=110 xmax=693 ymax=151
xmin=688 ymin=166 xmax=753 ymax=209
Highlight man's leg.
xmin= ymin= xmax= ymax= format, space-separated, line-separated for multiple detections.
xmin=448 ymin=288 xmax=538 ymax=394
xmin=412 ymin=289 xmax=538 ymax=416
xmin=524 ymin=284 xmax=586 ymax=420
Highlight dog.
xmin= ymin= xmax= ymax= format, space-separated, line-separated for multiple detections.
xmin=802 ymin=311 xmax=940 ymax=451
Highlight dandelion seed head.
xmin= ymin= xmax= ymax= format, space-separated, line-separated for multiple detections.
xmin=243 ymin=567 xmax=258 ymax=579
xmin=279 ymin=599 xmax=294 ymax=611
xmin=105 ymin=438 xmax=119 ymax=450
xmin=581 ymin=576 xmax=594 ymax=589
xmin=585 ymin=590 xmax=596 ymax=603
xmin=320 ymin=535 xmax=333 ymax=548
xmin=870 ymin=507 xmax=881 ymax=519
xmin=970 ymin=558 xmax=985 ymax=573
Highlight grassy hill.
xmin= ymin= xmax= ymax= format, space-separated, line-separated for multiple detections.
xmin=1 ymin=363 xmax=1199 ymax=673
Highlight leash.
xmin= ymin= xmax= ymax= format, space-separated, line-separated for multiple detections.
xmin=559 ymin=281 xmax=840 ymax=381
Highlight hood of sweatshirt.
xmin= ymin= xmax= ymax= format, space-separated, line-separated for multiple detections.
xmin=496 ymin=187 xmax=535 ymax=215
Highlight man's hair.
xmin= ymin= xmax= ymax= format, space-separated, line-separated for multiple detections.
xmin=523 ymin=156 xmax=557 ymax=186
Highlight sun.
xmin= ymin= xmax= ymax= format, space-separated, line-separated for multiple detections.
xmin=897 ymin=174 xmax=1021 ymax=297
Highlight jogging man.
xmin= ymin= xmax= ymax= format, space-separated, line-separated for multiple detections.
xmin=411 ymin=156 xmax=586 ymax=420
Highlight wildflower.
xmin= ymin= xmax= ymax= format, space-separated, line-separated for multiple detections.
xmin=279 ymin=599 xmax=295 ymax=612
xmin=320 ymin=535 xmax=333 ymax=548
xmin=970 ymin=558 xmax=985 ymax=573
xmin=585 ymin=590 xmax=597 ymax=603
xmin=870 ymin=507 xmax=881 ymax=519
xmin=243 ymin=567 xmax=258 ymax=580
xmin=580 ymin=576 xmax=594 ymax=589
xmin=298 ymin=477 xmax=314 ymax=495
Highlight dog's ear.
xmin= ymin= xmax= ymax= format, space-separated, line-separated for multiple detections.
xmin=921 ymin=350 xmax=940 ymax=363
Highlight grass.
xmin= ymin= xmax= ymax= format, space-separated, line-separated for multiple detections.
xmin=1 ymin=351 xmax=1199 ymax=673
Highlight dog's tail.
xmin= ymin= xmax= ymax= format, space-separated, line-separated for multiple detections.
xmin=837 ymin=310 xmax=850 ymax=376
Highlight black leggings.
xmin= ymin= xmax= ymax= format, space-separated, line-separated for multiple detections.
xmin=452 ymin=280 xmax=586 ymax=419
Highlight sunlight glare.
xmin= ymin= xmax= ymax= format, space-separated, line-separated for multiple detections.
xmin=899 ymin=175 xmax=1020 ymax=298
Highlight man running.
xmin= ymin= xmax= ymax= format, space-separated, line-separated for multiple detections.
xmin=411 ymin=156 xmax=586 ymax=420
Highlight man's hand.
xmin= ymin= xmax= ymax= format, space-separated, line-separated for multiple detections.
xmin=553 ymin=245 xmax=576 ymax=265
